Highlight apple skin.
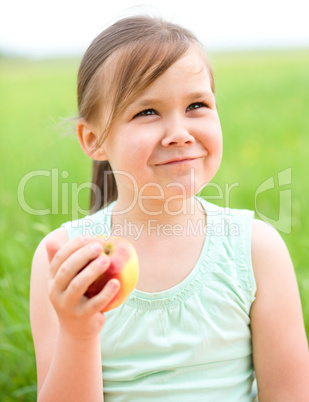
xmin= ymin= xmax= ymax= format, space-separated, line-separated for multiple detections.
xmin=84 ymin=235 xmax=139 ymax=312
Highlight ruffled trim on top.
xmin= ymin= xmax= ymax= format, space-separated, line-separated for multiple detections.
xmin=125 ymin=222 xmax=216 ymax=310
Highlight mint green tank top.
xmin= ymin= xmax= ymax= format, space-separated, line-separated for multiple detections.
xmin=62 ymin=196 xmax=258 ymax=401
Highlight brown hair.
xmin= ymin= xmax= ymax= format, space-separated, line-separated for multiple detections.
xmin=77 ymin=15 xmax=215 ymax=212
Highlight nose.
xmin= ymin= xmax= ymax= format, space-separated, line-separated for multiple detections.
xmin=161 ymin=117 xmax=195 ymax=147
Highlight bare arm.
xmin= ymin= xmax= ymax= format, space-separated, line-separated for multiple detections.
xmin=30 ymin=228 xmax=120 ymax=402
xmin=250 ymin=219 xmax=309 ymax=401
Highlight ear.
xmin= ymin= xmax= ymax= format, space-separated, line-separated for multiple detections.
xmin=76 ymin=118 xmax=108 ymax=161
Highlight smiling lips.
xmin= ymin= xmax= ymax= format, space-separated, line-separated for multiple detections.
xmin=155 ymin=156 xmax=203 ymax=166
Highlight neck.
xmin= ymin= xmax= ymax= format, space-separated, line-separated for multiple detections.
xmin=111 ymin=195 xmax=205 ymax=239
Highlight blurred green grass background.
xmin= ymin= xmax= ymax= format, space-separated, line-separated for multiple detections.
xmin=0 ymin=49 xmax=308 ymax=400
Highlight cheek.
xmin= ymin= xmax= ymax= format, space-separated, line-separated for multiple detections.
xmin=127 ymin=131 xmax=157 ymax=161
xmin=200 ymin=120 xmax=223 ymax=155
xmin=212 ymin=129 xmax=223 ymax=156
xmin=116 ymin=136 xmax=153 ymax=176
xmin=105 ymin=132 xmax=140 ymax=164
xmin=208 ymin=132 xmax=223 ymax=171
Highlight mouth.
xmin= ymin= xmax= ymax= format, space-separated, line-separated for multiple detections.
xmin=155 ymin=156 xmax=203 ymax=166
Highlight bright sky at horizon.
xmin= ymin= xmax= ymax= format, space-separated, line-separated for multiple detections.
xmin=1 ymin=0 xmax=309 ymax=58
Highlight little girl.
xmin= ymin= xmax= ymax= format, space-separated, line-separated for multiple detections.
xmin=30 ymin=15 xmax=309 ymax=402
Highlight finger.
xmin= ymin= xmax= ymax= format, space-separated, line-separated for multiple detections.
xmin=66 ymin=254 xmax=111 ymax=302
xmin=84 ymin=279 xmax=121 ymax=315
xmin=53 ymin=241 xmax=104 ymax=292
xmin=45 ymin=237 xmax=61 ymax=265
xmin=49 ymin=235 xmax=94 ymax=279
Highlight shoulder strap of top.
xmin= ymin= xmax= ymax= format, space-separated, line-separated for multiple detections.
xmin=61 ymin=201 xmax=115 ymax=240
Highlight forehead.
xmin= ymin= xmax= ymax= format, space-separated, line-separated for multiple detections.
xmin=134 ymin=47 xmax=212 ymax=100
xmin=174 ymin=46 xmax=209 ymax=73
xmin=162 ymin=45 xmax=208 ymax=76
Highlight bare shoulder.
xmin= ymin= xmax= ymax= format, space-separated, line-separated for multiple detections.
xmin=251 ymin=218 xmax=291 ymax=266
xmin=30 ymin=228 xmax=68 ymax=301
xmin=251 ymin=218 xmax=296 ymax=287
xmin=30 ymin=227 xmax=69 ymax=389
xmin=33 ymin=226 xmax=69 ymax=262
xmin=250 ymin=219 xmax=309 ymax=400
xmin=30 ymin=226 xmax=69 ymax=327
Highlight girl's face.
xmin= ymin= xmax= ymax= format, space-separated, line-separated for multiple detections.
xmin=102 ymin=46 xmax=223 ymax=205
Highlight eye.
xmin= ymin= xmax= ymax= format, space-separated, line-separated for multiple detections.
xmin=134 ymin=109 xmax=157 ymax=118
xmin=186 ymin=102 xmax=207 ymax=111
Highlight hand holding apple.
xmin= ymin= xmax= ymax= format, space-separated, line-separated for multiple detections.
xmin=84 ymin=235 xmax=139 ymax=312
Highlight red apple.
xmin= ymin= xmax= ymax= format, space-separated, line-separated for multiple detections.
xmin=84 ymin=235 xmax=139 ymax=312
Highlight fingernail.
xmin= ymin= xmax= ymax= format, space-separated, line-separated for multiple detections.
xmin=81 ymin=235 xmax=91 ymax=243
xmin=98 ymin=256 xmax=108 ymax=265
xmin=91 ymin=242 xmax=102 ymax=252
xmin=108 ymin=280 xmax=118 ymax=291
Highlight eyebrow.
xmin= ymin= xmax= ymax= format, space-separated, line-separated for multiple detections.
xmin=132 ymin=90 xmax=215 ymax=108
xmin=187 ymin=91 xmax=215 ymax=101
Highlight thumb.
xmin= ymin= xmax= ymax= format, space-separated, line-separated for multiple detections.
xmin=45 ymin=237 xmax=61 ymax=264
